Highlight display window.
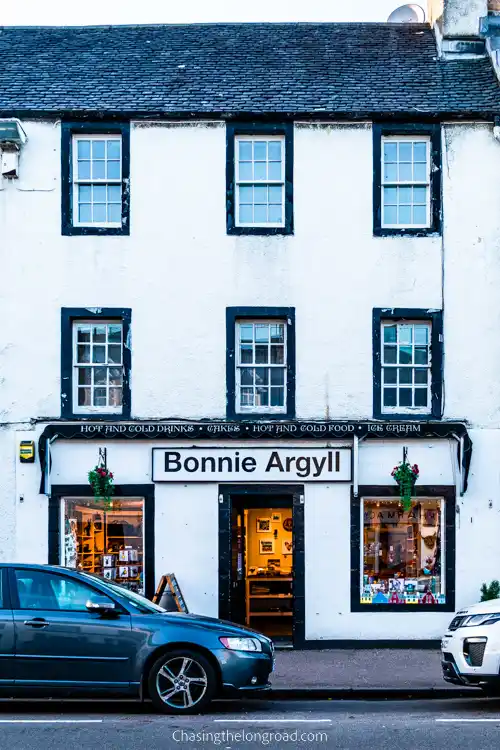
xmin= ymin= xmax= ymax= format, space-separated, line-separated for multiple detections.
xmin=61 ymin=497 xmax=145 ymax=595
xmin=361 ymin=498 xmax=445 ymax=605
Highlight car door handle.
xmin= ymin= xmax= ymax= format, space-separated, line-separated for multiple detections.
xmin=23 ymin=618 xmax=50 ymax=628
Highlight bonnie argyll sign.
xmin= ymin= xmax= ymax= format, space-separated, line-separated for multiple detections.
xmin=152 ymin=447 xmax=352 ymax=482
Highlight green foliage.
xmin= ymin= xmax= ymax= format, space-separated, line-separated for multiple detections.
xmin=480 ymin=580 xmax=500 ymax=601
xmin=88 ymin=465 xmax=114 ymax=506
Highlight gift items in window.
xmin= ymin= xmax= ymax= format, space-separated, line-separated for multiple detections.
xmin=61 ymin=497 xmax=144 ymax=595
xmin=361 ymin=498 xmax=445 ymax=605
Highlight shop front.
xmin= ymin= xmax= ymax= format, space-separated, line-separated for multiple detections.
xmin=31 ymin=419 xmax=471 ymax=646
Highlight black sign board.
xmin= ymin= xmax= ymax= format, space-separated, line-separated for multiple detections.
xmin=153 ymin=574 xmax=188 ymax=613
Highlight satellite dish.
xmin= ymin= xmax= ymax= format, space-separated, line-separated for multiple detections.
xmin=387 ymin=4 xmax=426 ymax=22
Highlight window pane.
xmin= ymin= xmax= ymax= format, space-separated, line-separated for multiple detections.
xmin=383 ymin=345 xmax=397 ymax=364
xmin=92 ymin=140 xmax=105 ymax=159
xmin=239 ymin=324 xmax=253 ymax=343
xmin=254 ymin=162 xmax=266 ymax=180
xmin=268 ymin=141 xmax=282 ymax=161
xmin=92 ymin=160 xmax=106 ymax=179
xmin=399 ymin=187 xmax=412 ymax=205
xmin=78 ymin=185 xmax=91 ymax=202
xmin=107 ymin=140 xmax=121 ymax=159
xmin=268 ymin=185 xmax=282 ymax=204
xmin=268 ymin=205 xmax=283 ymax=223
xmin=78 ymin=204 xmax=92 ymax=223
xmin=239 ymin=141 xmax=252 ymax=160
xmin=399 ymin=388 xmax=412 ymax=407
xmin=399 ymin=162 xmax=412 ymax=181
xmin=361 ymin=499 xmax=444 ymax=605
xmin=109 ymin=367 xmax=123 ymax=385
xmin=108 ymin=204 xmax=122 ymax=223
xmin=78 ymin=367 xmax=91 ymax=385
xmin=240 ymin=344 xmax=253 ymax=363
xmin=93 ymin=185 xmax=106 ymax=202
xmin=92 ymin=346 xmax=106 ymax=363
xmin=77 ymin=326 xmax=91 ymax=342
xmin=413 ymin=205 xmax=427 ymax=225
xmin=383 ymin=325 xmax=397 ymax=343
xmin=108 ymin=345 xmax=122 ymax=364
xmin=413 ymin=162 xmax=427 ymax=181
xmin=270 ymin=345 xmax=284 ymax=364
xmin=255 ymin=345 xmax=269 ymax=364
xmin=240 ymin=368 xmax=254 ymax=386
xmin=240 ymin=387 xmax=254 ymax=407
xmin=109 ymin=387 xmax=122 ymax=407
xmin=383 ymin=187 xmax=397 ymax=205
xmin=413 ymin=186 xmax=427 ymax=204
xmin=383 ymin=163 xmax=397 ymax=182
xmin=93 ymin=367 xmax=107 ymax=386
xmin=107 ymin=161 xmax=121 ymax=179
xmin=239 ymin=186 xmax=253 ymax=204
xmin=399 ymin=205 xmax=411 ymax=225
xmin=383 ymin=388 xmax=397 ymax=407
xmin=270 ymin=324 xmax=284 ymax=344
xmin=383 ymin=142 xmax=397 ymax=162
xmin=77 ymin=345 xmax=90 ymax=363
xmin=270 ymin=368 xmax=285 ymax=386
xmin=270 ymin=387 xmax=284 ymax=407
xmin=415 ymin=368 xmax=428 ymax=384
xmin=254 ymin=185 xmax=267 ymax=204
xmin=399 ymin=325 xmax=412 ymax=345
xmin=399 ymin=345 xmax=412 ymax=364
xmin=239 ymin=162 xmax=253 ymax=180
xmin=399 ymin=368 xmax=412 ymax=384
xmin=415 ymin=389 xmax=428 ymax=407
xmin=384 ymin=206 xmax=397 ymax=225
xmin=239 ymin=204 xmax=253 ymax=223
xmin=92 ymin=325 xmax=106 ymax=342
xmin=93 ymin=204 xmax=107 ymax=223
xmin=255 ymin=325 xmax=269 ymax=343
xmin=254 ymin=205 xmax=267 ymax=223
xmin=413 ymin=142 xmax=427 ymax=162
xmin=108 ymin=324 xmax=122 ymax=343
xmin=254 ymin=141 xmax=267 ymax=160
xmin=383 ymin=367 xmax=397 ymax=384
xmin=77 ymin=140 xmax=91 ymax=158
xmin=93 ymin=388 xmax=107 ymax=407
xmin=78 ymin=387 xmax=91 ymax=406
xmin=255 ymin=387 xmax=269 ymax=406
xmin=77 ymin=161 xmax=91 ymax=180
xmin=399 ymin=142 xmax=412 ymax=162
xmin=255 ymin=368 xmax=269 ymax=386
xmin=268 ymin=161 xmax=282 ymax=180
xmin=415 ymin=347 xmax=428 ymax=365
xmin=107 ymin=185 xmax=121 ymax=202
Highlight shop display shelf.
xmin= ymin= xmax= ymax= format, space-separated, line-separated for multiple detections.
xmin=248 ymin=612 xmax=293 ymax=617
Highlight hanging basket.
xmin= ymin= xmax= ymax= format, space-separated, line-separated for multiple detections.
xmin=391 ymin=461 xmax=419 ymax=512
xmin=88 ymin=465 xmax=115 ymax=507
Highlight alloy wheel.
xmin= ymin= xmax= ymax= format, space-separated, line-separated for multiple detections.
xmin=155 ymin=655 xmax=209 ymax=709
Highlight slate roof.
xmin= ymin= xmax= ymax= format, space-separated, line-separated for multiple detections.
xmin=0 ymin=22 xmax=499 ymax=117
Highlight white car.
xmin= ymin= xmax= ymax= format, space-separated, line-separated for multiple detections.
xmin=442 ymin=598 xmax=500 ymax=694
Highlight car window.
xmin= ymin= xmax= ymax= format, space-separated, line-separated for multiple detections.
xmin=14 ymin=569 xmax=114 ymax=612
xmin=79 ymin=572 xmax=166 ymax=614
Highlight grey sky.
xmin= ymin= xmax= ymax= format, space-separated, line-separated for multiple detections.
xmin=2 ymin=0 xmax=414 ymax=26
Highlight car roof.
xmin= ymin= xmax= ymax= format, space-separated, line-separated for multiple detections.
xmin=0 ymin=563 xmax=80 ymax=572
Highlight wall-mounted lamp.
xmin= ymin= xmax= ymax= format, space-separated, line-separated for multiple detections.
xmin=0 ymin=119 xmax=27 ymax=179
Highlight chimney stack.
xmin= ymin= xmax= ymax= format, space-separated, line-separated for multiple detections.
xmin=428 ymin=0 xmax=487 ymax=55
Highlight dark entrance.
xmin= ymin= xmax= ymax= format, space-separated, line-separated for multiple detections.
xmin=219 ymin=485 xmax=304 ymax=646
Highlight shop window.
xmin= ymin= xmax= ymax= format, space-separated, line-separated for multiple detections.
xmin=361 ymin=498 xmax=446 ymax=605
xmin=61 ymin=307 xmax=131 ymax=419
xmin=372 ymin=308 xmax=443 ymax=420
xmin=226 ymin=307 xmax=296 ymax=420
xmin=61 ymin=497 xmax=145 ymax=595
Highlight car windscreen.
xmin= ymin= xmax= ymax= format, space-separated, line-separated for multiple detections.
xmin=79 ymin=571 xmax=167 ymax=614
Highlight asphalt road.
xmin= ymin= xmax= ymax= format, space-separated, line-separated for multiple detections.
xmin=1 ymin=698 xmax=500 ymax=749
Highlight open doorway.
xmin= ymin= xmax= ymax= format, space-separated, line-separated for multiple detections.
xmin=229 ymin=495 xmax=294 ymax=641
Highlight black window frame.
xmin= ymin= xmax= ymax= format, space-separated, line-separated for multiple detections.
xmin=372 ymin=307 xmax=443 ymax=420
xmin=226 ymin=122 xmax=294 ymax=236
xmin=373 ymin=123 xmax=442 ymax=237
xmin=226 ymin=306 xmax=296 ymax=420
xmin=351 ymin=486 xmax=456 ymax=613
xmin=61 ymin=307 xmax=132 ymax=420
xmin=61 ymin=121 xmax=130 ymax=236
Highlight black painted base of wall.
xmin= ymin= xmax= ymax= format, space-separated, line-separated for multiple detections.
xmin=298 ymin=639 xmax=440 ymax=649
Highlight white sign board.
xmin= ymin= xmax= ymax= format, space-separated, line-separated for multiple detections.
xmin=152 ymin=447 xmax=352 ymax=483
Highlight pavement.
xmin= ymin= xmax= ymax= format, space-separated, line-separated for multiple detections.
xmin=269 ymin=648 xmax=478 ymax=699
xmin=1 ymin=699 xmax=500 ymax=749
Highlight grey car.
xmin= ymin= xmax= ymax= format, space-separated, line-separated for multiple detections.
xmin=0 ymin=564 xmax=274 ymax=714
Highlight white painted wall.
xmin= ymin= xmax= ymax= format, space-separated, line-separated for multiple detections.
xmin=2 ymin=119 xmax=500 ymax=638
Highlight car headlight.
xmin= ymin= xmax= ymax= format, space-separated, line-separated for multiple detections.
xmin=219 ymin=636 xmax=262 ymax=652
xmin=463 ymin=613 xmax=500 ymax=627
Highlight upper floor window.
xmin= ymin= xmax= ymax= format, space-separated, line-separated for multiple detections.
xmin=61 ymin=308 xmax=131 ymax=419
xmin=235 ymin=136 xmax=285 ymax=228
xmin=373 ymin=124 xmax=441 ymax=237
xmin=226 ymin=124 xmax=293 ymax=236
xmin=73 ymin=321 xmax=123 ymax=413
xmin=226 ymin=307 xmax=295 ymax=419
xmin=72 ymin=135 xmax=122 ymax=227
xmin=381 ymin=321 xmax=431 ymax=413
xmin=372 ymin=308 xmax=443 ymax=420
xmin=237 ymin=320 xmax=287 ymax=413
xmin=61 ymin=123 xmax=130 ymax=236
xmin=381 ymin=136 xmax=430 ymax=229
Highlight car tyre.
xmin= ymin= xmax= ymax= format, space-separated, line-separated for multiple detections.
xmin=148 ymin=649 xmax=217 ymax=714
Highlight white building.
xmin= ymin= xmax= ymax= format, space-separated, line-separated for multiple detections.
xmin=1 ymin=0 xmax=500 ymax=645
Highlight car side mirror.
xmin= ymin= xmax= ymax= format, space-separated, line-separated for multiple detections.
xmin=86 ymin=598 xmax=117 ymax=616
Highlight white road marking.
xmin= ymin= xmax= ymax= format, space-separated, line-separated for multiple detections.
xmin=213 ymin=719 xmax=332 ymax=723
xmin=436 ymin=718 xmax=500 ymax=723
xmin=0 ymin=720 xmax=103 ymax=724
